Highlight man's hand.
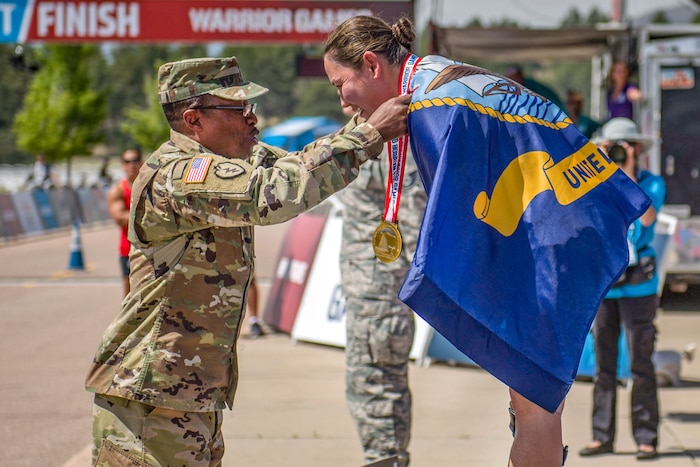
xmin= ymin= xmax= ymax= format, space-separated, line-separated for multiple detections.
xmin=366 ymin=94 xmax=411 ymax=142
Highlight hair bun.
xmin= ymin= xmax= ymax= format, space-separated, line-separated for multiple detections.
xmin=391 ymin=18 xmax=415 ymax=48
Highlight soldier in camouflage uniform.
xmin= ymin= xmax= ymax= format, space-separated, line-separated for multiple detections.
xmin=336 ymin=109 xmax=427 ymax=466
xmin=85 ymin=56 xmax=410 ymax=467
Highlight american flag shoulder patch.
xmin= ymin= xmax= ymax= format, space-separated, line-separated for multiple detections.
xmin=185 ymin=156 xmax=213 ymax=183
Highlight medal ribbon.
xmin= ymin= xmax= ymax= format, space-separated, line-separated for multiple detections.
xmin=382 ymin=53 xmax=420 ymax=224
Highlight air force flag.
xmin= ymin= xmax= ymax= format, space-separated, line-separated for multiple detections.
xmin=398 ymin=55 xmax=651 ymax=412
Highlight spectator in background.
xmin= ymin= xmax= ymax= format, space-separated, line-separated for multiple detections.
xmin=579 ymin=118 xmax=665 ymax=461
xmin=246 ymin=276 xmax=265 ymax=338
xmin=505 ymin=64 xmax=564 ymax=110
xmin=107 ymin=148 xmax=143 ymax=297
xmin=565 ymin=89 xmax=601 ymax=139
xmin=607 ymin=61 xmax=641 ymax=121
xmin=25 ymin=152 xmax=57 ymax=190
xmin=97 ymin=155 xmax=114 ymax=188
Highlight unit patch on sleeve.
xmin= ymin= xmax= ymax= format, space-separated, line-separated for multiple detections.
xmin=184 ymin=156 xmax=213 ymax=183
xmin=214 ymin=161 xmax=246 ymax=179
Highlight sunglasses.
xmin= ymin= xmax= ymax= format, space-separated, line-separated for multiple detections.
xmin=191 ymin=103 xmax=257 ymax=118
xmin=122 ymin=159 xmax=141 ymax=164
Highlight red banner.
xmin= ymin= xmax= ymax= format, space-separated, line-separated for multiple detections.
xmin=21 ymin=1 xmax=413 ymax=43
xmin=262 ymin=211 xmax=328 ymax=333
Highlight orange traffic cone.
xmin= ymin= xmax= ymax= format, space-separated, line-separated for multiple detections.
xmin=68 ymin=223 xmax=85 ymax=270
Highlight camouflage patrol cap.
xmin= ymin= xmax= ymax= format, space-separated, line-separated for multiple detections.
xmin=158 ymin=56 xmax=268 ymax=104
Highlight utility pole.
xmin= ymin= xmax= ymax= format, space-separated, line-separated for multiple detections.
xmin=611 ymin=0 xmax=627 ymax=23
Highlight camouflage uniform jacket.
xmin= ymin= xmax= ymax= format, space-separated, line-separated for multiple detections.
xmin=85 ymin=122 xmax=383 ymax=412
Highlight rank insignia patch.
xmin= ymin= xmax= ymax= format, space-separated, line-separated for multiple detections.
xmin=185 ymin=156 xmax=213 ymax=183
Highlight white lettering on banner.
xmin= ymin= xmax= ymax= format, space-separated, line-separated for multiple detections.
xmin=37 ymin=2 xmax=139 ymax=38
xmin=289 ymin=260 xmax=309 ymax=285
xmin=294 ymin=8 xmax=371 ymax=33
xmin=276 ymin=257 xmax=290 ymax=278
xmin=189 ymin=8 xmax=293 ymax=33
xmin=1 ymin=3 xmax=16 ymax=36
xmin=275 ymin=257 xmax=309 ymax=284
xmin=188 ymin=7 xmax=372 ymax=34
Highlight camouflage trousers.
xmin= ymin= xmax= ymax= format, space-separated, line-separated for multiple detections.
xmin=345 ymin=296 xmax=414 ymax=467
xmin=91 ymin=394 xmax=224 ymax=467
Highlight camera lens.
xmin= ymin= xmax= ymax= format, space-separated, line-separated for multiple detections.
xmin=608 ymin=143 xmax=627 ymax=164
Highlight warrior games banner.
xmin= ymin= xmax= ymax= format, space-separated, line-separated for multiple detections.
xmin=0 ymin=0 xmax=412 ymax=44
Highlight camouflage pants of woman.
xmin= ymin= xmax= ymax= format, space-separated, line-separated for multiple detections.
xmin=91 ymin=394 xmax=224 ymax=466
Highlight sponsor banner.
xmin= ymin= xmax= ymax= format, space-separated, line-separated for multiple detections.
xmin=262 ymin=209 xmax=328 ymax=333
xmin=1 ymin=1 xmax=412 ymax=43
xmin=76 ymin=187 xmax=101 ymax=223
xmin=63 ymin=187 xmax=85 ymax=224
xmin=48 ymin=187 xmax=76 ymax=227
xmin=11 ymin=190 xmax=44 ymax=235
xmin=291 ymin=208 xmax=346 ymax=345
xmin=0 ymin=187 xmax=112 ymax=238
xmin=32 ymin=187 xmax=59 ymax=229
xmin=291 ymin=203 xmax=433 ymax=363
xmin=0 ymin=193 xmax=23 ymax=238
xmin=91 ymin=186 xmax=110 ymax=221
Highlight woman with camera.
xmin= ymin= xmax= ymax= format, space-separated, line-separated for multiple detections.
xmin=579 ymin=118 xmax=666 ymax=461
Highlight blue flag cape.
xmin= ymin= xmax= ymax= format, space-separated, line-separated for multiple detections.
xmin=398 ymin=56 xmax=651 ymax=412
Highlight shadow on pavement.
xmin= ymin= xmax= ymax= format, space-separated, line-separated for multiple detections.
xmin=666 ymin=412 xmax=700 ymax=423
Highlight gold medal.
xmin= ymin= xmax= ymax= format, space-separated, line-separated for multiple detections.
xmin=372 ymin=220 xmax=403 ymax=263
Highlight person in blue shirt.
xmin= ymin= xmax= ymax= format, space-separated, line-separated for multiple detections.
xmin=579 ymin=118 xmax=666 ymax=461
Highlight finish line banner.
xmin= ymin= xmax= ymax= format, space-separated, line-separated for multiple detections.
xmin=0 ymin=0 xmax=413 ymax=44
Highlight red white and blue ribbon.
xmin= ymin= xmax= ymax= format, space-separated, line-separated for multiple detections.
xmin=382 ymin=53 xmax=421 ymax=224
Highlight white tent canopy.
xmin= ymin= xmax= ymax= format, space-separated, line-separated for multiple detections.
xmin=429 ymin=24 xmax=631 ymax=62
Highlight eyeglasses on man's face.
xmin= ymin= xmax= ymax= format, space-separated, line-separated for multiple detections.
xmin=191 ymin=103 xmax=257 ymax=118
xmin=122 ymin=159 xmax=141 ymax=164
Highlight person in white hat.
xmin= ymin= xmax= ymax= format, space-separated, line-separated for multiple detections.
xmin=580 ymin=117 xmax=667 ymax=460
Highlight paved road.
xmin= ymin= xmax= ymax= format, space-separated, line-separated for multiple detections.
xmin=0 ymin=223 xmax=287 ymax=467
xmin=1 ymin=224 xmax=699 ymax=466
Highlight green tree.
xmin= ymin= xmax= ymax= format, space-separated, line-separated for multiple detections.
xmin=561 ymin=7 xmax=609 ymax=26
xmin=101 ymin=44 xmax=206 ymax=150
xmin=586 ymin=7 xmax=609 ymax=24
xmin=221 ymin=44 xmax=301 ymax=119
xmin=120 ymin=73 xmax=170 ymax=153
xmin=490 ymin=18 xmax=520 ymax=28
xmin=13 ymin=44 xmax=107 ymax=186
xmin=561 ymin=7 xmax=584 ymax=26
xmin=292 ymin=79 xmax=347 ymax=121
xmin=651 ymin=11 xmax=670 ymax=24
xmin=0 ymin=45 xmax=36 ymax=164
xmin=466 ymin=18 xmax=483 ymax=28
xmin=220 ymin=44 xmax=349 ymax=124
